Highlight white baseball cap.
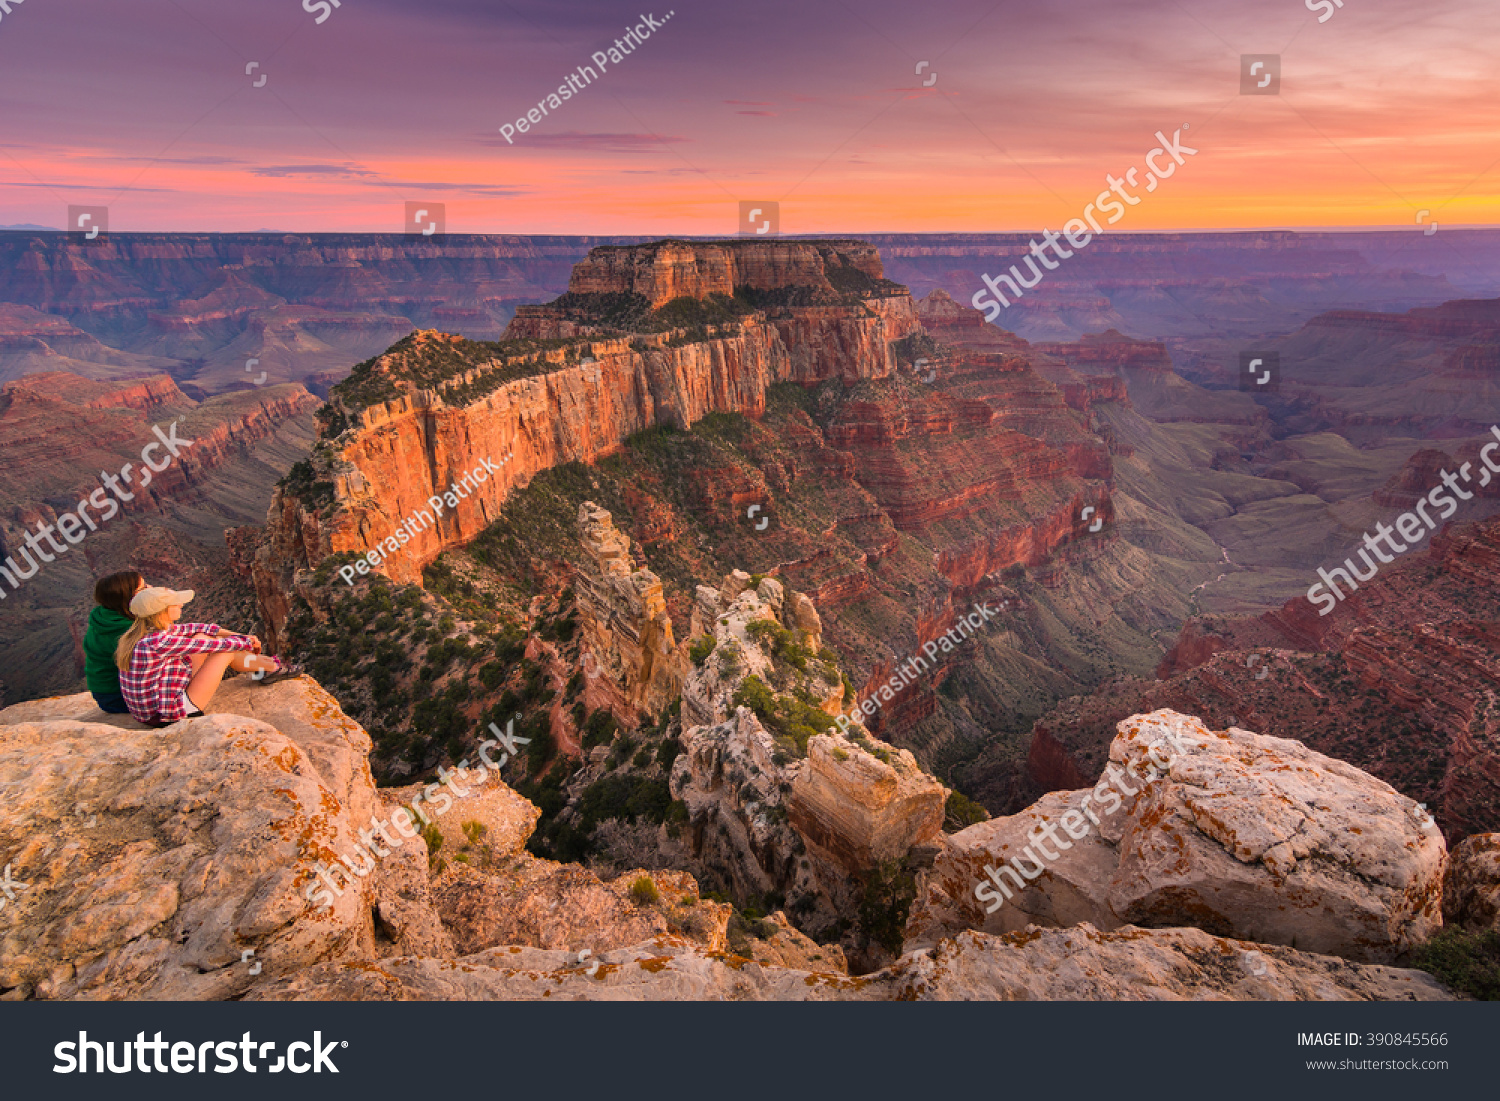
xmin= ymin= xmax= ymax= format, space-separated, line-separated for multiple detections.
xmin=129 ymin=586 xmax=195 ymax=617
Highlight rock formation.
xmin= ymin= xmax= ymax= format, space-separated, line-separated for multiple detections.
xmin=1443 ymin=833 xmax=1500 ymax=931
xmin=248 ymin=239 xmax=923 ymax=649
xmin=0 ymin=684 xmax=1462 ymax=1002
xmin=906 ymin=710 xmax=1447 ymax=964
xmin=574 ymin=502 xmax=683 ymax=719
xmin=789 ymin=735 xmax=945 ymax=874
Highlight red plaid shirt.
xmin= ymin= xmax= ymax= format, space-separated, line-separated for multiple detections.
xmin=118 ymin=624 xmax=253 ymax=723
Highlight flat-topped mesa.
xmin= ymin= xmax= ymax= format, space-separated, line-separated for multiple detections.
xmin=249 ymin=241 xmax=925 ymax=646
xmin=563 ymin=239 xmax=894 ymax=307
xmin=506 ymin=239 xmax=917 ymax=342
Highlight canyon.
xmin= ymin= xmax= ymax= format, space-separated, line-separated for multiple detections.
xmin=0 ymin=371 xmax=317 ymax=703
xmin=4 ymin=233 xmax=1499 ymax=996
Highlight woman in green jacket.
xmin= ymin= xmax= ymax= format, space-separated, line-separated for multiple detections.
xmin=84 ymin=571 xmax=145 ymax=713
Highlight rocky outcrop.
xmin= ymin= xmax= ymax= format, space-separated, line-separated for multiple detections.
xmin=681 ymin=569 xmax=836 ymax=728
xmin=906 ymin=710 xmax=1447 ymax=964
xmin=670 ymin=707 xmax=804 ymax=904
xmin=248 ymin=240 xmax=921 ymax=625
xmin=788 ymin=734 xmax=945 ymax=873
xmin=245 ymin=924 xmax=1452 ymax=1002
xmin=0 ymin=678 xmax=376 ymax=1000
xmin=554 ymin=239 xmax=895 ymax=309
xmin=574 ymin=502 xmax=683 ymax=719
xmin=0 ymin=679 xmax=1460 ymax=1001
xmin=666 ymin=573 xmax=944 ymax=952
xmin=1443 ymin=833 xmax=1500 ymax=931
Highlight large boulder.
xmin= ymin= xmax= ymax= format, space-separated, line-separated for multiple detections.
xmin=1443 ymin=833 xmax=1500 ymax=931
xmin=907 ymin=710 xmax=1447 ymax=964
xmin=0 ymin=680 xmax=376 ymax=1000
xmin=0 ymin=677 xmax=377 ymax=829
xmin=380 ymin=768 xmax=540 ymax=868
xmin=0 ymin=682 xmax=1461 ymax=1003
xmin=788 ymin=733 xmax=945 ymax=873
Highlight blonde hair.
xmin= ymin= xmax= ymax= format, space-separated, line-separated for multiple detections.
xmin=116 ymin=609 xmax=176 ymax=670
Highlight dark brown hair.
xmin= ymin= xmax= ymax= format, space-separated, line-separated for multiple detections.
xmin=94 ymin=571 xmax=144 ymax=616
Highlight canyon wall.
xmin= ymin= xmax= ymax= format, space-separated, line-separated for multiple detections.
xmin=250 ymin=240 xmax=923 ymax=647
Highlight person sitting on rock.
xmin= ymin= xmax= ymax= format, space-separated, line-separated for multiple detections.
xmin=115 ymin=586 xmax=300 ymax=726
xmin=83 ymin=570 xmax=147 ymax=714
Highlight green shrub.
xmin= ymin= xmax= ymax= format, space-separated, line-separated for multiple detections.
xmin=859 ymin=858 xmax=917 ymax=957
xmin=1413 ymin=927 xmax=1500 ymax=1000
xmin=629 ymin=876 xmax=660 ymax=905
xmin=943 ymin=791 xmax=991 ymax=832
xmin=421 ymin=823 xmax=444 ymax=871
xmin=656 ymin=736 xmax=685 ymax=771
xmin=689 ymin=635 xmax=717 ymax=665
xmin=731 ymin=676 xmax=835 ymax=757
xmin=576 ymin=773 xmax=673 ymax=829
xmin=746 ymin=618 xmax=812 ymax=670
xmin=582 ymin=709 xmax=619 ymax=751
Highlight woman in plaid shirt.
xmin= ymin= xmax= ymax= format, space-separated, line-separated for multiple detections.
xmin=116 ymin=586 xmax=298 ymax=725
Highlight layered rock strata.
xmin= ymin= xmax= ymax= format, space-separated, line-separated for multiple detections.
xmin=250 ymin=240 xmax=922 ymax=648
xmin=574 ymin=502 xmax=683 ymax=718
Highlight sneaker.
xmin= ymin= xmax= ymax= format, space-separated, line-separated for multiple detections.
xmin=252 ymin=657 xmax=305 ymax=684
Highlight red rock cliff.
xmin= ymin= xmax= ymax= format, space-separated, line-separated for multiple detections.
xmin=250 ymin=241 xmax=922 ymax=647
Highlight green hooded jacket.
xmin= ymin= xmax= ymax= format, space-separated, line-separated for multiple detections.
xmin=84 ymin=605 xmax=133 ymax=695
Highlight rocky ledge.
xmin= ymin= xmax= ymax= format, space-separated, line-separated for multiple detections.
xmin=905 ymin=710 xmax=1448 ymax=964
xmin=0 ymin=684 xmax=1481 ymax=1001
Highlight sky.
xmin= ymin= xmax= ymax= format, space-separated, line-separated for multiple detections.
xmin=0 ymin=0 xmax=1497 ymax=234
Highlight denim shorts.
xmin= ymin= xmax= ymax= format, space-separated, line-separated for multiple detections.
xmin=92 ymin=690 xmax=130 ymax=715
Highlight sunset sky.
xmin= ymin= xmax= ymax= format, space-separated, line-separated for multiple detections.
xmin=1 ymin=0 xmax=1496 ymax=234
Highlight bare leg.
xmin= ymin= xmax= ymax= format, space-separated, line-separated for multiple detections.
xmin=227 ymin=652 xmax=278 ymax=675
xmin=183 ymin=651 xmax=238 ymax=710
xmin=189 ymin=636 xmax=276 ymax=677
